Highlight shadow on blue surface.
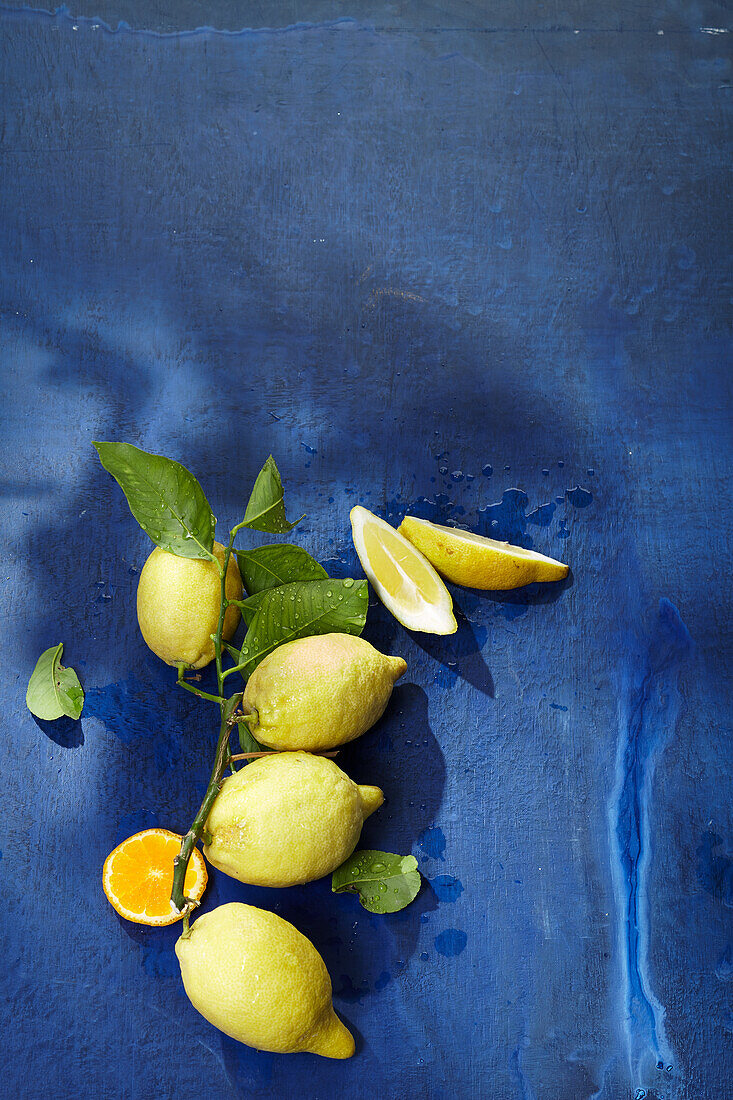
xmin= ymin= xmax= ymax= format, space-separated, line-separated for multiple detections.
xmin=409 ymin=603 xmax=495 ymax=697
xmin=85 ymin=673 xmax=185 ymax=773
xmin=696 ymin=832 xmax=733 ymax=909
xmin=475 ymin=571 xmax=573 ymax=618
xmin=341 ymin=682 xmax=446 ymax=851
xmin=114 ymin=911 xmax=181 ymax=979
xmin=32 ymin=712 xmax=85 ymax=748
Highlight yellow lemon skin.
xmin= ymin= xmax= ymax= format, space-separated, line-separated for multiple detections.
xmin=243 ymin=633 xmax=407 ymax=751
xmin=136 ymin=541 xmax=242 ymax=669
xmin=398 ymin=516 xmax=569 ymax=591
xmin=175 ymin=903 xmax=354 ymax=1058
xmin=204 ymin=752 xmax=383 ymax=888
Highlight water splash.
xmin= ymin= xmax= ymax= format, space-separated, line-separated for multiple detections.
xmin=476 ymin=487 xmax=581 ymax=546
xmin=418 ymin=825 xmax=446 ymax=861
xmin=433 ymin=929 xmax=467 ymax=956
xmin=609 ymin=599 xmax=692 ymax=1090
xmin=566 ymin=485 xmax=593 ymax=508
xmin=429 ymin=875 xmax=464 ymax=902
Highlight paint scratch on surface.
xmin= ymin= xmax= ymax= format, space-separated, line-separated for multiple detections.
xmin=510 ymin=1036 xmax=537 ymax=1100
xmin=363 ymin=286 xmax=426 ymax=309
xmin=0 ymin=5 xmax=360 ymax=38
xmin=609 ymin=599 xmax=692 ymax=1091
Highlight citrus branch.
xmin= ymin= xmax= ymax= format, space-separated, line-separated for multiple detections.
xmin=176 ymin=666 xmax=223 ymax=705
xmin=171 ymin=693 xmax=242 ymax=913
xmin=171 ymin=518 xmax=251 ymax=914
xmin=228 ymin=749 xmax=339 ymax=762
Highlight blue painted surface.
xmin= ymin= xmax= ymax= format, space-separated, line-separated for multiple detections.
xmin=1 ymin=4 xmax=731 ymax=1098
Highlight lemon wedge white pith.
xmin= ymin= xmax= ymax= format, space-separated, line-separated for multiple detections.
xmin=398 ymin=515 xmax=569 ymax=590
xmin=350 ymin=506 xmax=457 ymax=634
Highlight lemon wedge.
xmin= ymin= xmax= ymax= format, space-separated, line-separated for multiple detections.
xmin=398 ymin=515 xmax=569 ymax=590
xmin=350 ymin=506 xmax=457 ymax=634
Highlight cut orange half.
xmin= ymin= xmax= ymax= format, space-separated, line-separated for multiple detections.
xmin=103 ymin=828 xmax=207 ymax=926
xmin=350 ymin=506 xmax=457 ymax=634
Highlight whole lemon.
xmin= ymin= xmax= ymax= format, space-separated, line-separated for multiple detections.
xmin=136 ymin=541 xmax=242 ymax=669
xmin=242 ymin=632 xmax=407 ymax=751
xmin=175 ymin=902 xmax=354 ymax=1058
xmin=204 ymin=752 xmax=383 ymax=887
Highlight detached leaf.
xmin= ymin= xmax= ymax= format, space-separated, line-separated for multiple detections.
xmin=242 ymin=456 xmax=303 ymax=534
xmin=332 ymin=850 xmax=422 ymax=914
xmin=26 ymin=643 xmax=84 ymax=721
xmin=237 ymin=543 xmax=327 ymax=595
xmin=93 ymin=441 xmax=215 ymax=559
xmin=238 ymin=578 xmax=368 ymax=678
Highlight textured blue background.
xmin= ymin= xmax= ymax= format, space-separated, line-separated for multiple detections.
xmin=1 ymin=3 xmax=731 ymax=1098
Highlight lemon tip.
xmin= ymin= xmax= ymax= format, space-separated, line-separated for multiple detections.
xmin=358 ymin=784 xmax=385 ymax=817
xmin=306 ymin=1012 xmax=355 ymax=1059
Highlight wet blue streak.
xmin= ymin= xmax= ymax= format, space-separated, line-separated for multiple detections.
xmin=610 ymin=599 xmax=692 ymax=1087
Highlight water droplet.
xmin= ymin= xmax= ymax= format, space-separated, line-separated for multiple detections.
xmin=326 ymin=590 xmax=333 ymax=597
xmin=439 ymin=466 xmax=448 ymax=475
xmin=343 ymin=578 xmax=354 ymax=588
xmin=371 ymin=862 xmax=386 ymax=872
xmin=379 ymin=883 xmax=387 ymax=891
xmin=482 ymin=464 xmax=493 ymax=476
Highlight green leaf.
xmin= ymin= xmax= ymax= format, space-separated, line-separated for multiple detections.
xmin=26 ymin=643 xmax=84 ymax=721
xmin=237 ymin=718 xmax=263 ymax=756
xmin=238 ymin=578 xmax=368 ymax=678
xmin=230 ymin=593 xmax=267 ymax=628
xmin=93 ymin=441 xmax=216 ymax=559
xmin=242 ymin=456 xmax=303 ymax=534
xmin=237 ymin=543 xmax=328 ymax=595
xmin=332 ymin=851 xmax=422 ymax=914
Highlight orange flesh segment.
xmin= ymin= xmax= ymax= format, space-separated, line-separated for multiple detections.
xmin=103 ymin=828 xmax=207 ymax=926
